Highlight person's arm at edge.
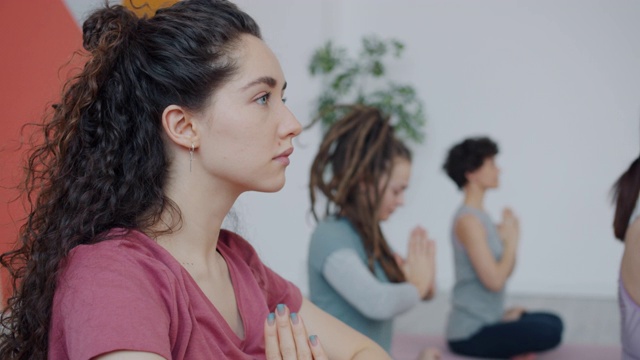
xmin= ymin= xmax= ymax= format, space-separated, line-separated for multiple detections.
xmin=298 ymin=298 xmax=391 ymax=360
xmin=93 ymin=351 xmax=166 ymax=360
xmin=622 ymin=217 xmax=640 ymax=304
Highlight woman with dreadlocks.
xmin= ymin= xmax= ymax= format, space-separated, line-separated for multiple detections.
xmin=307 ymin=106 xmax=438 ymax=359
xmin=0 ymin=1 xmax=391 ymax=359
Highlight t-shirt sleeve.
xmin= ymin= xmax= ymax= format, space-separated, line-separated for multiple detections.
xmin=51 ymin=241 xmax=174 ymax=360
xmin=223 ymin=231 xmax=303 ymax=313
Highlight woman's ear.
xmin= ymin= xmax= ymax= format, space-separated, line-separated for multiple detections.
xmin=161 ymin=104 xmax=199 ymax=149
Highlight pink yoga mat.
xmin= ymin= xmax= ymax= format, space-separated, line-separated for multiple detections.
xmin=391 ymin=333 xmax=621 ymax=360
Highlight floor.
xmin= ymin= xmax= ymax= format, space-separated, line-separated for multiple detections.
xmin=394 ymin=292 xmax=620 ymax=346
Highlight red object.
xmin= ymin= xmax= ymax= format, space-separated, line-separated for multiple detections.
xmin=0 ymin=0 xmax=82 ymax=302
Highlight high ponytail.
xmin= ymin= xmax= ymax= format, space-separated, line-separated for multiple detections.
xmin=0 ymin=1 xmax=260 ymax=358
xmin=82 ymin=5 xmax=138 ymax=51
xmin=612 ymin=156 xmax=640 ymax=240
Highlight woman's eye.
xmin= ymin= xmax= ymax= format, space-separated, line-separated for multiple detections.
xmin=257 ymin=93 xmax=270 ymax=105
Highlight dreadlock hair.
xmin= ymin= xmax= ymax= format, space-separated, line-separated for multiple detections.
xmin=309 ymin=106 xmax=412 ymax=282
xmin=612 ymin=156 xmax=640 ymax=241
xmin=0 ymin=1 xmax=260 ymax=358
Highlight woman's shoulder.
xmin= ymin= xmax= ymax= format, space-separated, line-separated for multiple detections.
xmin=63 ymin=228 xmax=178 ymax=281
xmin=453 ymin=211 xmax=488 ymax=248
xmin=52 ymin=230 xmax=182 ymax=360
xmin=70 ymin=228 xmax=158 ymax=256
xmin=312 ymin=216 xmax=357 ymax=235
xmin=309 ymin=216 xmax=361 ymax=255
xmin=54 ymin=229 xmax=183 ymax=321
xmin=454 ymin=206 xmax=493 ymax=230
xmin=454 ymin=210 xmax=484 ymax=229
xmin=455 ymin=205 xmax=488 ymax=219
xmin=626 ymin=217 xmax=640 ymax=241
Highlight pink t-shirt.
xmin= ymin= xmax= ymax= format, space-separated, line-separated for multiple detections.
xmin=49 ymin=229 xmax=302 ymax=359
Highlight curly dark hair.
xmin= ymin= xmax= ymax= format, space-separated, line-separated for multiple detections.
xmin=443 ymin=136 xmax=499 ymax=189
xmin=612 ymin=156 xmax=640 ymax=241
xmin=0 ymin=1 xmax=260 ymax=358
xmin=309 ymin=106 xmax=412 ymax=282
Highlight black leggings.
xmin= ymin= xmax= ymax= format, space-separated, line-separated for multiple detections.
xmin=448 ymin=312 xmax=563 ymax=359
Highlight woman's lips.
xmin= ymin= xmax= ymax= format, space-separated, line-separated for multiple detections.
xmin=273 ymin=147 xmax=293 ymax=165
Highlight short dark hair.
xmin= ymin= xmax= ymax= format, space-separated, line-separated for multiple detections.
xmin=443 ymin=136 xmax=499 ymax=189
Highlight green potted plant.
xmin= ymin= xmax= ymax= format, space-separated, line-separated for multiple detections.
xmin=308 ymin=35 xmax=426 ymax=143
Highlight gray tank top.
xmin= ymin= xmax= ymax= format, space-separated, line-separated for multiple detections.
xmin=446 ymin=205 xmax=506 ymax=340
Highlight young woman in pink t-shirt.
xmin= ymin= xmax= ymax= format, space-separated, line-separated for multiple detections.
xmin=0 ymin=1 xmax=390 ymax=359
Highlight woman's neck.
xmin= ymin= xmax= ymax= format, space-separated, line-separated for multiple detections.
xmin=463 ymin=183 xmax=485 ymax=210
xmin=154 ymin=174 xmax=241 ymax=272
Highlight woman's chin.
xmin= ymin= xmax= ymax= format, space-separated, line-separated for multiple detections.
xmin=378 ymin=212 xmax=391 ymax=222
xmin=254 ymin=177 xmax=286 ymax=193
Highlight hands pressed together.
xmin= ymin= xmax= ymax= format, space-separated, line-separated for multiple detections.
xmin=267 ymin=226 xmax=440 ymax=359
xmin=395 ymin=226 xmax=437 ymax=300
xmin=264 ymin=304 xmax=328 ymax=360
xmin=497 ymin=207 xmax=520 ymax=248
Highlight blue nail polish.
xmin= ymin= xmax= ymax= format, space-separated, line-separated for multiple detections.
xmin=290 ymin=312 xmax=299 ymax=324
xmin=267 ymin=312 xmax=275 ymax=325
xmin=276 ymin=303 xmax=285 ymax=316
xmin=309 ymin=335 xmax=318 ymax=346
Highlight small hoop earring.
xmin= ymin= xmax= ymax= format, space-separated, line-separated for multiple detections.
xmin=189 ymin=143 xmax=194 ymax=173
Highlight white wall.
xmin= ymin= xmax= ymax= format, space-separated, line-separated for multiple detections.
xmin=64 ymin=0 xmax=640 ymax=298
xmin=233 ymin=0 xmax=640 ymax=298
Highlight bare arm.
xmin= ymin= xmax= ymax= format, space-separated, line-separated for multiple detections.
xmin=94 ymin=352 xmax=166 ymax=360
xmin=622 ymin=217 xmax=640 ymax=304
xmin=455 ymin=212 xmax=517 ymax=292
xmin=298 ymin=298 xmax=391 ymax=360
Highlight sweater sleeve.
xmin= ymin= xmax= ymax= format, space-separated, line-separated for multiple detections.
xmin=322 ymin=248 xmax=420 ymax=320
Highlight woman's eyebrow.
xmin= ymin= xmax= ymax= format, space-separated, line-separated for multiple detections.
xmin=242 ymin=77 xmax=288 ymax=92
xmin=242 ymin=76 xmax=276 ymax=90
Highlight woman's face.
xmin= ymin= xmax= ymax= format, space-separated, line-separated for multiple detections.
xmin=193 ymin=34 xmax=301 ymax=194
xmin=467 ymin=156 xmax=500 ymax=189
xmin=377 ymin=157 xmax=412 ymax=221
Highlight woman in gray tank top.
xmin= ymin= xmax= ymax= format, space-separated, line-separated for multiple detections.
xmin=442 ymin=137 xmax=563 ymax=359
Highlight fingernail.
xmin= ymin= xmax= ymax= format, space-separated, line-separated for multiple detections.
xmin=276 ymin=304 xmax=285 ymax=316
xmin=309 ymin=335 xmax=318 ymax=346
xmin=267 ymin=312 xmax=275 ymax=325
xmin=290 ymin=312 xmax=299 ymax=324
